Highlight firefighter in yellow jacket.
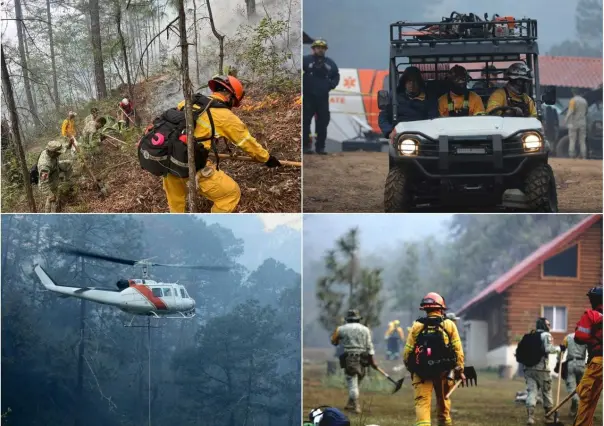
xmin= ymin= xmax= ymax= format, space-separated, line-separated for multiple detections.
xmin=486 ymin=63 xmax=537 ymax=118
xmin=437 ymin=65 xmax=485 ymax=117
xmin=384 ymin=319 xmax=405 ymax=360
xmin=61 ymin=111 xmax=77 ymax=144
xmin=404 ymin=292 xmax=465 ymax=426
xmin=165 ymin=75 xmax=282 ymax=213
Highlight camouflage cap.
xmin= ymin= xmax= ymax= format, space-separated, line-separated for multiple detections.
xmin=345 ymin=309 xmax=362 ymax=321
xmin=46 ymin=140 xmax=63 ymax=152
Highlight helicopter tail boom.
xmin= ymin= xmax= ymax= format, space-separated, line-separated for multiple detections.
xmin=34 ymin=265 xmax=123 ymax=306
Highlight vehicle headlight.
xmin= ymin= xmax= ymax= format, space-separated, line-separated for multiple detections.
xmin=398 ymin=137 xmax=419 ymax=156
xmin=522 ymin=132 xmax=543 ymax=152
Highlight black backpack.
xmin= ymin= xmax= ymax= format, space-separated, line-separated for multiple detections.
xmin=137 ymin=94 xmax=228 ymax=178
xmin=407 ymin=316 xmax=457 ymax=379
xmin=515 ymin=331 xmax=545 ymax=367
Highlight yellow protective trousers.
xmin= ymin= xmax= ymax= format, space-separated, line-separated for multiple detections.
xmin=162 ymin=161 xmax=241 ymax=213
xmin=573 ymin=356 xmax=603 ymax=426
xmin=412 ymin=374 xmax=453 ymax=426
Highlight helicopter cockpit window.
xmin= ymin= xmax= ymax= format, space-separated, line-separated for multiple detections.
xmin=163 ymin=288 xmax=172 ymax=297
xmin=180 ymin=289 xmax=186 ymax=299
xmin=151 ymin=287 xmax=163 ymax=297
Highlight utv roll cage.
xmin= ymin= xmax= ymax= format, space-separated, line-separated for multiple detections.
xmin=386 ymin=18 xmax=553 ymax=121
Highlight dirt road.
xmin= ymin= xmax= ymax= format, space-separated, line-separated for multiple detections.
xmin=303 ymin=152 xmax=602 ymax=212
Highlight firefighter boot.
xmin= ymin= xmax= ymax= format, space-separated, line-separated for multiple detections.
xmin=544 ymin=407 xmax=554 ymax=424
xmin=352 ymin=399 xmax=362 ymax=414
xmin=526 ymin=408 xmax=536 ymax=425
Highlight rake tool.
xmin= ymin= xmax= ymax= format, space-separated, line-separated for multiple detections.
xmin=373 ymin=366 xmax=404 ymax=394
xmin=445 ymin=366 xmax=478 ymax=399
xmin=118 ymin=106 xmax=137 ymax=126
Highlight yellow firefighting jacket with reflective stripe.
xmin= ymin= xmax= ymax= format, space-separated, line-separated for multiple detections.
xmin=176 ymin=94 xmax=270 ymax=163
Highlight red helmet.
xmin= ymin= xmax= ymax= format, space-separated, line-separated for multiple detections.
xmin=420 ymin=292 xmax=447 ymax=310
xmin=208 ymin=75 xmax=245 ymax=107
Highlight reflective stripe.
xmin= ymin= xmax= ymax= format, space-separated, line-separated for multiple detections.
xmin=141 ymin=149 xmax=168 ymax=161
xmin=237 ymin=134 xmax=253 ymax=147
xmin=170 ymin=157 xmax=188 ymax=168
xmin=577 ymin=326 xmax=591 ymax=334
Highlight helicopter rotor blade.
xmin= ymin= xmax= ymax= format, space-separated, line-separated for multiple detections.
xmin=150 ymin=263 xmax=230 ymax=271
xmin=57 ymin=246 xmax=138 ymax=266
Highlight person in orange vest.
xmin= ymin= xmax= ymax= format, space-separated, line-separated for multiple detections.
xmin=572 ymin=286 xmax=603 ymax=426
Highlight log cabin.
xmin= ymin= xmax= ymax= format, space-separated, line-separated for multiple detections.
xmin=457 ymin=214 xmax=602 ymax=376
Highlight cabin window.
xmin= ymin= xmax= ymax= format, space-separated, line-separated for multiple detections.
xmin=180 ymin=289 xmax=186 ymax=298
xmin=543 ymin=244 xmax=579 ymax=278
xmin=151 ymin=288 xmax=163 ymax=297
xmin=163 ymin=288 xmax=172 ymax=297
xmin=543 ymin=306 xmax=567 ymax=332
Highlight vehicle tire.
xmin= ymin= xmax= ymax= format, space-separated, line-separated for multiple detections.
xmin=555 ymin=135 xmax=570 ymax=158
xmin=524 ymin=164 xmax=558 ymax=213
xmin=384 ymin=163 xmax=412 ymax=212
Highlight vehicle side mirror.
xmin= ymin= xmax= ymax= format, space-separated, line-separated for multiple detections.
xmin=542 ymin=87 xmax=556 ymax=105
xmin=377 ymin=90 xmax=390 ymax=111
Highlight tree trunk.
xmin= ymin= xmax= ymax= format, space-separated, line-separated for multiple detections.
xmin=246 ymin=0 xmax=256 ymax=17
xmin=14 ymin=0 xmax=41 ymax=129
xmin=1 ymin=47 xmax=36 ymax=212
xmin=89 ymin=0 xmax=108 ymax=99
xmin=177 ymin=0 xmax=197 ymax=213
xmin=46 ymin=0 xmax=60 ymax=110
xmin=206 ymin=0 xmax=224 ymax=74
xmin=116 ymin=5 xmax=134 ymax=101
xmin=23 ymin=35 xmax=40 ymax=118
xmin=192 ymin=0 xmax=201 ymax=87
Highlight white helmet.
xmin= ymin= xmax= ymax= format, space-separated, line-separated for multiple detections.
xmin=122 ymin=98 xmax=129 ymax=105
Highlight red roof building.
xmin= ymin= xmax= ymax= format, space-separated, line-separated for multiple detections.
xmin=457 ymin=215 xmax=603 ymax=373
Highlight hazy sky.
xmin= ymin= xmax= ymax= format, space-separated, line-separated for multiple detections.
xmin=303 ymin=213 xmax=453 ymax=258
xmin=303 ymin=0 xmax=586 ymax=68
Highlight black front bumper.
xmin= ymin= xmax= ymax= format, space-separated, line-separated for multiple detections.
xmin=389 ymin=132 xmax=548 ymax=205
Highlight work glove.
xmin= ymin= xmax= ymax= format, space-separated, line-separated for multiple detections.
xmin=265 ymin=155 xmax=281 ymax=168
xmin=559 ymin=345 xmax=566 ymax=353
xmin=454 ymin=366 xmax=466 ymax=382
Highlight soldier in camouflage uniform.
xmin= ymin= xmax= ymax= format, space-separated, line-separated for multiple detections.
xmin=330 ymin=309 xmax=378 ymax=414
xmin=524 ymin=317 xmax=561 ymax=425
xmin=37 ymin=140 xmax=73 ymax=212
xmin=559 ymin=332 xmax=587 ymax=417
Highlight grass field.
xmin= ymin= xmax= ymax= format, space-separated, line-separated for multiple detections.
xmin=303 ymin=348 xmax=603 ymax=426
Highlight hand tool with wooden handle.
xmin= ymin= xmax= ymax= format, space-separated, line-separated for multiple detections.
xmin=445 ymin=366 xmax=477 ymax=399
xmin=214 ymin=153 xmax=302 ymax=167
xmin=546 ymin=390 xmax=577 ymax=418
xmin=373 ymin=365 xmax=404 ymax=394
xmin=72 ymin=138 xmax=108 ymax=196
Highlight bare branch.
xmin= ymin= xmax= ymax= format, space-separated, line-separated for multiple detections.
xmin=134 ymin=16 xmax=179 ymax=83
xmin=1 ymin=18 xmax=51 ymax=25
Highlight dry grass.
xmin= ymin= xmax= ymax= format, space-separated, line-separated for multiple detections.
xmin=303 ymin=347 xmax=603 ymax=426
xmin=3 ymin=80 xmax=301 ymax=213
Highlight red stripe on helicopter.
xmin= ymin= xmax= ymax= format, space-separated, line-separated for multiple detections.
xmin=132 ymin=284 xmax=168 ymax=310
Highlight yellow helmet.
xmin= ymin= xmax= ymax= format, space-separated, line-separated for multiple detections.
xmin=394 ymin=320 xmax=400 ymax=326
xmin=311 ymin=39 xmax=328 ymax=49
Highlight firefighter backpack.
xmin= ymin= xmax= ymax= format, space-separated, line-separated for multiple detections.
xmin=515 ymin=331 xmax=545 ymax=367
xmin=407 ymin=316 xmax=457 ymax=379
xmin=137 ymin=94 xmax=227 ymax=178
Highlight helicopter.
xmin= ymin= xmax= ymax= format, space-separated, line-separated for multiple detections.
xmin=34 ymin=247 xmax=230 ymax=319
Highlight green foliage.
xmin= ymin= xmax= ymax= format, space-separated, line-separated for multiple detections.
xmin=220 ymin=15 xmax=297 ymax=91
xmin=317 ymin=228 xmax=384 ymax=332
